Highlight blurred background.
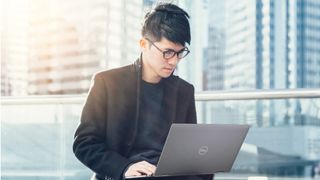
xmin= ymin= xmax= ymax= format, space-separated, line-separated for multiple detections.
xmin=1 ymin=0 xmax=320 ymax=179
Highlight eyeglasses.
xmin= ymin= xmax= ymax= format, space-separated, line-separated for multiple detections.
xmin=146 ymin=38 xmax=190 ymax=60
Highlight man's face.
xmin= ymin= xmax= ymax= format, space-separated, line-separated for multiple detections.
xmin=141 ymin=37 xmax=187 ymax=82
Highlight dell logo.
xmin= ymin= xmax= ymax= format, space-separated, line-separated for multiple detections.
xmin=198 ymin=146 xmax=208 ymax=155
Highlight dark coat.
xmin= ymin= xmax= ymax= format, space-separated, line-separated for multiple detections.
xmin=73 ymin=59 xmax=213 ymax=180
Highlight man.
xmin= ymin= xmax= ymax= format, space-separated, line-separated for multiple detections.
xmin=73 ymin=3 xmax=213 ymax=180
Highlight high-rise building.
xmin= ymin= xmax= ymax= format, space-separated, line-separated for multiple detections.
xmin=202 ymin=1 xmax=227 ymax=124
xmin=204 ymin=27 xmax=225 ymax=91
xmin=205 ymin=0 xmax=226 ymax=91
xmin=222 ymin=0 xmax=295 ymax=126
xmin=178 ymin=0 xmax=208 ymax=91
xmin=289 ymin=0 xmax=320 ymax=89
xmin=1 ymin=0 xmax=29 ymax=96
xmin=287 ymin=0 xmax=320 ymax=125
xmin=223 ymin=0 xmax=263 ymax=125
xmin=222 ymin=0 xmax=320 ymax=172
xmin=28 ymin=0 xmax=143 ymax=95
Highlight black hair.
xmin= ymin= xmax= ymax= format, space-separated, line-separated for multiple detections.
xmin=142 ymin=3 xmax=191 ymax=46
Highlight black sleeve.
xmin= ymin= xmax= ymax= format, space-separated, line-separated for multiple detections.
xmin=73 ymin=73 xmax=132 ymax=180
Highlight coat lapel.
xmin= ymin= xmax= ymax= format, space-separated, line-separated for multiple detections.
xmin=162 ymin=76 xmax=179 ymax=124
xmin=124 ymin=62 xmax=140 ymax=148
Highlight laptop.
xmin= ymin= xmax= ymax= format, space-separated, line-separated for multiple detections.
xmin=126 ymin=123 xmax=250 ymax=179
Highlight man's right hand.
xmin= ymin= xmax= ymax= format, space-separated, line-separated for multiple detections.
xmin=124 ymin=161 xmax=156 ymax=177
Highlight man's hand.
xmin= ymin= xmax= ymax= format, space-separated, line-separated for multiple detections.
xmin=124 ymin=161 xmax=156 ymax=177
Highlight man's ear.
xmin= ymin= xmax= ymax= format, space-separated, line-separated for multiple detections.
xmin=139 ymin=38 xmax=148 ymax=51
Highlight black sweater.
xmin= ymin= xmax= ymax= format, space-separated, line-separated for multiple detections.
xmin=128 ymin=80 xmax=170 ymax=165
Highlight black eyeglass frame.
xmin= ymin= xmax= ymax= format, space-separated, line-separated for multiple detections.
xmin=145 ymin=38 xmax=190 ymax=60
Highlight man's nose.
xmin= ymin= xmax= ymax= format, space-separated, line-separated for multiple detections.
xmin=167 ymin=55 xmax=179 ymax=66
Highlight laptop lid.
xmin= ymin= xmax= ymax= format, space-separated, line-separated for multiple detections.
xmin=154 ymin=123 xmax=250 ymax=176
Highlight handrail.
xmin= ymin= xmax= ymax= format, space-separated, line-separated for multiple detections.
xmin=1 ymin=89 xmax=320 ymax=105
xmin=196 ymin=88 xmax=320 ymax=101
xmin=1 ymin=95 xmax=85 ymax=105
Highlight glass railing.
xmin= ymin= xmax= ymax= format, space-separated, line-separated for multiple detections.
xmin=1 ymin=89 xmax=320 ymax=180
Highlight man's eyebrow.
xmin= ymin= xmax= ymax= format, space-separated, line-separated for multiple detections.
xmin=163 ymin=48 xmax=175 ymax=51
xmin=163 ymin=47 xmax=186 ymax=52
